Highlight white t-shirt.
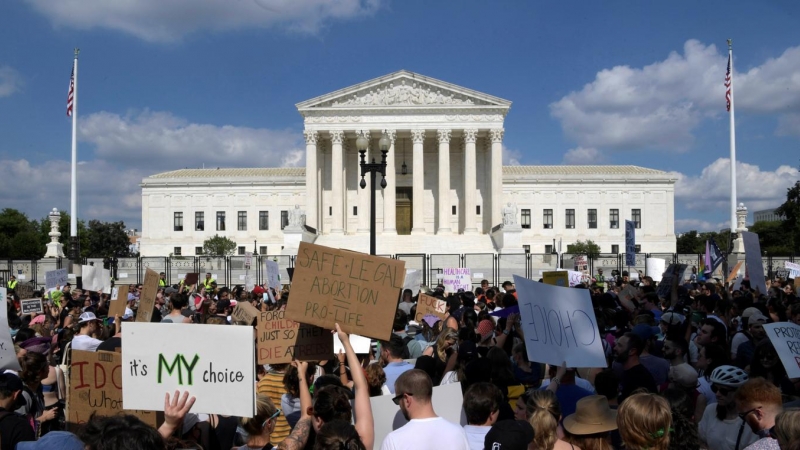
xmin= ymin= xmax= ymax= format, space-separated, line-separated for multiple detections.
xmin=730 ymin=332 xmax=750 ymax=358
xmin=72 ymin=334 xmax=103 ymax=352
xmin=698 ymin=404 xmax=759 ymax=450
xmin=381 ymin=417 xmax=469 ymax=450
xmin=463 ymin=425 xmax=491 ymax=450
xmin=541 ymin=377 xmax=596 ymax=393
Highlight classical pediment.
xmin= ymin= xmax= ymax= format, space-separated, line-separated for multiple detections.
xmin=296 ymin=70 xmax=511 ymax=111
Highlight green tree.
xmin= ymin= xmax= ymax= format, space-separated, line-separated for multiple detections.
xmin=203 ymin=234 xmax=237 ymax=256
xmin=9 ymin=230 xmax=44 ymax=259
xmin=775 ymin=178 xmax=800 ymax=253
xmin=0 ymin=208 xmax=44 ymax=258
xmin=86 ymin=220 xmax=133 ymax=258
xmin=676 ymin=230 xmax=704 ymax=254
xmin=567 ymin=239 xmax=601 ymax=258
xmin=749 ymin=221 xmax=793 ymax=255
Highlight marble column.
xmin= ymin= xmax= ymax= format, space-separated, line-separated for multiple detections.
xmin=463 ymin=129 xmax=478 ymax=234
xmin=411 ymin=129 xmax=426 ymax=234
xmin=357 ymin=131 xmax=371 ymax=234
xmin=437 ymin=129 xmax=452 ymax=234
xmin=490 ymin=128 xmax=504 ymax=228
xmin=330 ymin=130 xmax=345 ymax=234
xmin=383 ymin=130 xmax=397 ymax=235
xmin=303 ymin=130 xmax=319 ymax=230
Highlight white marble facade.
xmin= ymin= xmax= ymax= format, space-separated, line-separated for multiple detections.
xmin=139 ymin=71 xmax=677 ymax=256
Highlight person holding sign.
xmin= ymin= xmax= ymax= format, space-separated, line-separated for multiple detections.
xmin=71 ymin=312 xmax=103 ymax=351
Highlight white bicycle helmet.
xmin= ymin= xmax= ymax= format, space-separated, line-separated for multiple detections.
xmin=709 ymin=365 xmax=748 ymax=387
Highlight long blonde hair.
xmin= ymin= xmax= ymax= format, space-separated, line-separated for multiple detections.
xmin=527 ymin=390 xmax=560 ymax=450
xmin=775 ymin=409 xmax=800 ymax=450
xmin=435 ymin=329 xmax=458 ymax=361
xmin=617 ymin=393 xmax=672 ymax=450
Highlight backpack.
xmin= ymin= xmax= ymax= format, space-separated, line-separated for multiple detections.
xmin=401 ymin=335 xmax=414 ymax=359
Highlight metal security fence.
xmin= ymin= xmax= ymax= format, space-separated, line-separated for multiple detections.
xmin=1 ymin=253 xmax=796 ymax=290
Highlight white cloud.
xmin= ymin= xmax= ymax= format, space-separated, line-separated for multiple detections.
xmin=79 ymin=110 xmax=305 ymax=168
xmin=0 ymin=65 xmax=23 ymax=97
xmin=675 ymin=219 xmax=726 ymax=233
xmin=503 ymin=145 xmax=522 ymax=165
xmin=562 ymin=147 xmax=605 ymax=165
xmin=25 ymin=0 xmax=382 ymax=42
xmin=671 ymin=158 xmax=799 ymax=213
xmin=551 ymin=40 xmax=800 ymax=151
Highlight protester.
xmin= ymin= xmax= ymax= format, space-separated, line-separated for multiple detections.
xmin=380 ymin=334 xmax=414 ymax=394
xmin=462 ymin=382 xmax=502 ymax=450
xmin=71 ymin=311 xmax=103 ymax=351
xmin=257 ymin=363 xmax=292 ymax=443
xmin=482 ymin=419 xmax=534 ymax=450
xmin=526 ymin=389 xmax=574 ymax=450
xmin=232 ymin=394 xmax=280 ymax=450
xmin=612 ymin=332 xmax=657 ymax=401
xmin=773 ymin=409 xmax=800 ymax=450
xmin=562 ymin=395 xmax=617 ymax=450
xmin=662 ymin=387 xmax=701 ymax=450
xmin=734 ymin=378 xmax=783 ymax=450
xmin=617 ymin=393 xmax=672 ymax=450
xmin=698 ymin=365 xmax=759 ymax=450
xmin=0 ymin=372 xmax=35 ymax=448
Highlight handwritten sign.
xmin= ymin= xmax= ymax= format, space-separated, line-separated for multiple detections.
xmin=763 ymin=322 xmax=800 ymax=379
xmin=741 ymin=231 xmax=767 ymax=294
xmin=231 ymin=301 xmax=260 ymax=325
xmin=45 ymin=268 xmax=68 ymax=290
xmin=285 ymin=242 xmax=405 ymax=341
xmin=625 ymin=220 xmax=636 ymax=267
xmin=244 ymin=252 xmax=253 ymax=270
xmin=14 ymin=282 xmax=34 ymax=300
xmin=403 ymin=269 xmax=423 ymax=296
xmin=657 ymin=264 xmax=688 ymax=299
xmin=265 ymin=260 xmax=281 ymax=291
xmin=786 ymin=262 xmax=800 ymax=279
xmin=68 ymin=350 xmax=157 ymax=430
xmin=108 ymin=285 xmax=130 ymax=318
xmin=20 ymin=298 xmax=43 ymax=315
xmin=542 ymin=271 xmax=582 ymax=287
xmin=256 ymin=309 xmax=333 ymax=364
xmin=514 ymin=275 xmax=606 ymax=368
xmin=0 ymin=289 xmax=21 ymax=371
xmin=414 ymin=293 xmax=447 ymax=323
xmin=136 ymin=269 xmax=160 ymax=322
xmin=122 ymin=322 xmax=255 ymax=417
xmin=442 ymin=268 xmax=471 ymax=293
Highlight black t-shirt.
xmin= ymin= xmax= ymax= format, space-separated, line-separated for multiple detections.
xmin=0 ymin=407 xmax=35 ymax=449
xmin=97 ymin=336 xmax=122 ymax=353
xmin=620 ymin=363 xmax=657 ymax=401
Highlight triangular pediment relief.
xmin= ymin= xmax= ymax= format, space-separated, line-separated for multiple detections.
xmin=296 ymin=70 xmax=511 ymax=110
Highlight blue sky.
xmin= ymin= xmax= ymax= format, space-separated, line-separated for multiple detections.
xmin=1 ymin=0 xmax=799 ymax=233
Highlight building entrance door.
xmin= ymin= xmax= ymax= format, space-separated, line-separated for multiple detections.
xmin=396 ymin=188 xmax=412 ymax=235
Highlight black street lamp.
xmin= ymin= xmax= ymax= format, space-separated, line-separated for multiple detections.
xmin=357 ymin=130 xmax=390 ymax=256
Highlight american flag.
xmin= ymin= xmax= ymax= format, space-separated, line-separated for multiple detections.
xmin=725 ymin=53 xmax=732 ymax=112
xmin=67 ymin=67 xmax=75 ymax=117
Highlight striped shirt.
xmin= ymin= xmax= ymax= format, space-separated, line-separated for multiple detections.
xmin=257 ymin=372 xmax=291 ymax=443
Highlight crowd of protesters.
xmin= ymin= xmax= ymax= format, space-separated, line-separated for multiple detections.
xmin=3 ymin=266 xmax=800 ymax=450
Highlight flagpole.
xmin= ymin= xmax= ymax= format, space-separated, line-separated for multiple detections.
xmin=70 ymin=48 xmax=80 ymax=261
xmin=728 ymin=39 xmax=737 ymax=232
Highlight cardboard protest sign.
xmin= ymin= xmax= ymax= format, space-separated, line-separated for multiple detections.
xmin=542 ymin=271 xmax=569 ymax=287
xmin=786 ymin=261 xmax=800 ymax=279
xmin=403 ymin=269 xmax=422 ymax=296
xmin=625 ymin=220 xmax=636 ymax=267
xmin=656 ymin=264 xmax=688 ymax=299
xmin=184 ymin=273 xmax=199 ymax=286
xmin=68 ymin=350 xmax=157 ymax=430
xmin=645 ymin=258 xmax=666 ymax=282
xmin=442 ymin=268 xmax=471 ymax=292
xmin=108 ymin=285 xmax=130 ymax=318
xmin=370 ymin=382 xmax=466 ymax=449
xmin=413 ymin=293 xmax=447 ymax=323
xmin=285 ymin=242 xmax=405 ymax=341
xmin=45 ymin=268 xmax=68 ymax=290
xmin=136 ymin=269 xmax=160 ymax=322
xmin=741 ymin=231 xmax=767 ymax=294
xmin=763 ymin=322 xmax=800 ymax=379
xmin=727 ymin=261 xmax=744 ymax=283
xmin=256 ymin=309 xmax=333 ymax=364
xmin=122 ymin=322 xmax=255 ymax=417
xmin=231 ymin=301 xmax=260 ymax=324
xmin=514 ymin=275 xmax=606 ymax=368
xmin=265 ymin=260 xmax=281 ymax=291
xmin=333 ymin=333 xmax=372 ymax=354
xmin=20 ymin=298 xmax=43 ymax=315
xmin=14 ymin=282 xmax=34 ymax=300
xmin=0 ymin=289 xmax=21 ymax=371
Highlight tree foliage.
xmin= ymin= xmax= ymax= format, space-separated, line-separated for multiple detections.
xmin=86 ymin=220 xmax=133 ymax=258
xmin=775 ymin=178 xmax=800 ymax=253
xmin=0 ymin=208 xmax=44 ymax=258
xmin=202 ymin=234 xmax=237 ymax=256
xmin=567 ymin=240 xmax=601 ymax=258
xmin=676 ymin=229 xmax=734 ymax=254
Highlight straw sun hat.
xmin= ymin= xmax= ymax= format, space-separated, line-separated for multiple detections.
xmin=562 ymin=395 xmax=618 ymax=435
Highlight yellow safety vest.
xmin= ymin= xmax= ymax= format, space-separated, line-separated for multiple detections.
xmin=7 ymin=280 xmax=17 ymax=290
xmin=203 ymin=279 xmax=215 ymax=290
xmin=159 ymin=279 xmax=167 ymax=287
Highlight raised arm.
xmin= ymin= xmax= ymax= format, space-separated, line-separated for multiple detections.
xmin=335 ymin=323 xmax=374 ymax=450
xmin=278 ymin=361 xmax=314 ymax=450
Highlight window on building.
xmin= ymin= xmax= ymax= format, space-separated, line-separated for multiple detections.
xmin=611 ymin=244 xmax=619 ymax=254
xmin=329 ymin=207 xmax=332 ymax=216
xmin=195 ymin=212 xmax=204 ymax=231
xmin=452 ymin=205 xmax=457 ymax=215
xmin=632 ymin=209 xmax=642 ymax=229
xmin=173 ymin=212 xmax=183 ymax=232
xmin=238 ymin=211 xmax=247 ymax=231
xmin=353 ymin=206 xmax=358 ymax=216
xmin=566 ymin=209 xmax=575 ymax=229
xmin=521 ymin=209 xmax=531 ymax=229
xmin=216 ymin=211 xmax=226 ymax=231
xmin=281 ymin=210 xmax=289 ymax=230
xmin=588 ymin=209 xmax=597 ymax=229
xmin=259 ymin=246 xmax=267 ymax=255
xmin=543 ymin=209 xmax=553 ymax=229
xmin=544 ymin=244 xmax=553 ymax=263
xmin=545 ymin=244 xmax=554 ymax=254
xmin=635 ymin=244 xmax=641 ymax=253
xmin=238 ymin=246 xmax=245 ymax=255
xmin=523 ymin=245 xmax=530 ymax=254
xmin=259 ymin=211 xmax=269 ymax=230
xmin=476 ymin=205 xmax=481 ymax=215
xmin=610 ymin=209 xmax=619 ymax=229
xmin=195 ymin=246 xmax=203 ymax=255
xmin=173 ymin=247 xmax=181 ymax=256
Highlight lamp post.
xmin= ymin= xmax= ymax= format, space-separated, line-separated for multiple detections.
xmin=357 ymin=130 xmax=390 ymax=256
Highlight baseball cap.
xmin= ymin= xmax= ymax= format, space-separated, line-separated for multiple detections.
xmin=748 ymin=312 xmax=768 ymax=324
xmin=631 ymin=323 xmax=658 ymax=340
xmin=741 ymin=307 xmax=762 ymax=319
xmin=78 ymin=312 xmax=99 ymax=323
xmin=484 ymin=420 xmax=534 ymax=450
xmin=16 ymin=431 xmax=84 ymax=450
xmin=477 ymin=319 xmax=495 ymax=342
xmin=660 ymin=312 xmax=685 ymax=326
xmin=0 ymin=373 xmax=23 ymax=392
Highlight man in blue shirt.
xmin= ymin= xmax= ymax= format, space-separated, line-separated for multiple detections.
xmin=379 ymin=335 xmax=414 ymax=394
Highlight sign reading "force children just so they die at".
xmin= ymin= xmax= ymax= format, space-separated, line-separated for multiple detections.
xmin=285 ymin=242 xmax=406 ymax=341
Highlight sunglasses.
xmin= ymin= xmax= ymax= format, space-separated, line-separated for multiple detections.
xmin=261 ymin=409 xmax=281 ymax=428
xmin=392 ymin=392 xmax=412 ymax=405
xmin=711 ymin=384 xmax=734 ymax=395
xmin=738 ymin=407 xmax=760 ymax=421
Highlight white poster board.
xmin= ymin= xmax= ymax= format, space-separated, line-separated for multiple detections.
xmin=741 ymin=231 xmax=767 ymax=294
xmin=402 ymin=269 xmax=423 ymax=296
xmin=369 ymin=382 xmax=466 ymax=449
xmin=244 ymin=252 xmax=253 ymax=270
xmin=514 ymin=275 xmax=607 ymax=368
xmin=645 ymin=258 xmax=666 ymax=282
xmin=122 ymin=322 xmax=255 ymax=417
xmin=45 ymin=268 xmax=68 ymax=290
xmin=265 ymin=260 xmax=281 ymax=291
xmin=786 ymin=261 xmax=800 ymax=279
xmin=334 ymin=333 xmax=372 ymax=354
xmin=442 ymin=268 xmax=471 ymax=292
xmin=763 ymin=322 xmax=800 ymax=379
xmin=82 ymin=265 xmax=112 ymax=293
xmin=0 ymin=288 xmax=22 ymax=371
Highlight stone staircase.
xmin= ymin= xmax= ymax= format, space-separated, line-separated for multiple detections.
xmin=313 ymin=232 xmax=498 ymax=254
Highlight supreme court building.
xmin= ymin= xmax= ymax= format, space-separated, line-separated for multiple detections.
xmin=139 ymin=71 xmax=676 ymax=256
